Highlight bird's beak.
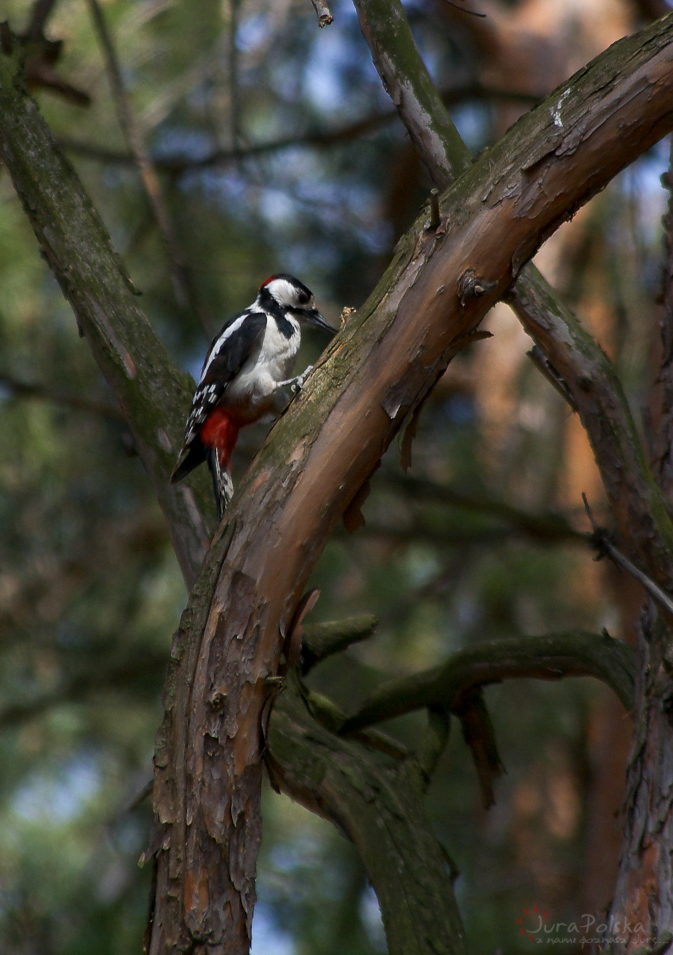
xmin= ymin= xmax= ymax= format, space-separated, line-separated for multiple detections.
xmin=302 ymin=308 xmax=337 ymax=335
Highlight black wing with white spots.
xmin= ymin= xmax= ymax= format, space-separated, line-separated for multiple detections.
xmin=170 ymin=311 xmax=267 ymax=484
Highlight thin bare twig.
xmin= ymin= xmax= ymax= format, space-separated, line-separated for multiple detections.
xmin=24 ymin=0 xmax=59 ymax=39
xmin=440 ymin=0 xmax=486 ymax=18
xmin=121 ymin=777 xmax=154 ymax=814
xmin=527 ymin=345 xmax=578 ymax=411
xmin=85 ymin=0 xmax=211 ymax=334
xmin=582 ymin=493 xmax=673 ymax=617
xmin=310 ymin=0 xmax=334 ymax=26
xmin=227 ymin=0 xmax=243 ymax=150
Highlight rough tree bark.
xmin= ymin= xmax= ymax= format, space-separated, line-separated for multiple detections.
xmin=355 ymin=1 xmax=673 ymax=948
xmin=144 ymin=13 xmax=673 ymax=953
xmin=4 ymin=8 xmax=673 ymax=954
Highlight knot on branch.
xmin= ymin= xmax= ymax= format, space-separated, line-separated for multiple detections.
xmin=424 ymin=188 xmax=442 ymax=233
xmin=457 ymin=268 xmax=497 ymax=306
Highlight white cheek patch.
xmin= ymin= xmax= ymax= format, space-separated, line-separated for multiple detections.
xmin=266 ymin=278 xmax=299 ymax=307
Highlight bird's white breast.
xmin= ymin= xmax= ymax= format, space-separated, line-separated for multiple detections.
xmin=225 ymin=316 xmax=300 ymax=414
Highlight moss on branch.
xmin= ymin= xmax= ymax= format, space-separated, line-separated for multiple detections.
xmin=342 ymin=631 xmax=637 ymax=734
xmin=301 ymin=614 xmax=378 ymax=672
xmin=268 ymin=671 xmax=466 ymax=955
xmin=0 ymin=31 xmax=213 ymax=587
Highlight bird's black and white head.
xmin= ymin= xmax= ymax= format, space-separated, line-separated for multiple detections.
xmin=258 ymin=274 xmax=335 ymax=334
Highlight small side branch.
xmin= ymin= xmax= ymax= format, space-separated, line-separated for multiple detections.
xmin=342 ymin=631 xmax=637 ymax=735
xmin=583 ymin=494 xmax=673 ymax=618
xmin=24 ymin=0 xmax=59 ymax=39
xmin=310 ymin=0 xmax=334 ymax=27
xmin=509 ymin=268 xmax=673 ymax=593
xmin=301 ymin=614 xmax=378 ymax=673
xmin=387 ymin=471 xmax=586 ymax=544
xmin=527 ymin=344 xmax=578 ymax=412
xmin=85 ymin=0 xmax=209 ymax=333
xmin=267 ymin=671 xmax=466 ymax=955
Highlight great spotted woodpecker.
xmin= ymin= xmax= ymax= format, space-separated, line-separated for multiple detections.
xmin=170 ymin=274 xmax=335 ymax=517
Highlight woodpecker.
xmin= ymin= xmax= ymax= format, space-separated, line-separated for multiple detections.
xmin=170 ymin=274 xmax=335 ymax=517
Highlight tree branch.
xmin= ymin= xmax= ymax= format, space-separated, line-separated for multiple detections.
xmin=309 ymin=0 xmax=334 ymax=28
xmin=386 ymin=471 xmax=586 ymax=544
xmin=54 ymin=84 xmax=540 ymax=174
xmin=85 ymin=0 xmax=210 ymax=334
xmin=583 ymin=493 xmax=673 ymax=617
xmin=342 ymin=631 xmax=637 ymax=735
xmin=301 ymin=614 xmax=378 ymax=673
xmin=267 ymin=670 xmax=465 ymax=955
xmin=23 ymin=0 xmax=59 ymax=39
xmin=353 ymin=0 xmax=471 ymax=188
xmin=4 ymin=13 xmax=673 ymax=952
xmin=509 ymin=271 xmax=673 ymax=590
xmin=0 ymin=34 xmax=213 ymax=587
xmin=354 ymin=0 xmax=673 ymax=594
xmin=145 ymin=17 xmax=673 ymax=952
xmin=0 ymin=649 xmax=166 ymax=731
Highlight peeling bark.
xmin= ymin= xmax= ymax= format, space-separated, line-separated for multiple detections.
xmin=352 ymin=5 xmax=673 ymax=946
xmin=146 ymin=16 xmax=673 ymax=953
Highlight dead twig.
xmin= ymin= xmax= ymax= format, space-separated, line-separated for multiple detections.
xmin=227 ymin=0 xmax=243 ymax=150
xmin=85 ymin=0 xmax=211 ymax=334
xmin=310 ymin=0 xmax=334 ymax=27
xmin=441 ymin=0 xmax=486 ymax=18
xmin=527 ymin=345 xmax=578 ymax=412
xmin=583 ymin=493 xmax=673 ymax=617
xmin=24 ymin=0 xmax=59 ymax=39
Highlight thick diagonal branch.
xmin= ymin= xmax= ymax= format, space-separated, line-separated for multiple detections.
xmin=5 ymin=15 xmax=673 ymax=954
xmin=354 ymin=0 xmax=673 ymax=592
xmin=147 ymin=17 xmax=673 ymax=955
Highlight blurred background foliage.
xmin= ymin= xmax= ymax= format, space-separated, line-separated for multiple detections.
xmin=0 ymin=0 xmax=668 ymax=951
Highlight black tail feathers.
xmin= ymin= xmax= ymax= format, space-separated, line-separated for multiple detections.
xmin=206 ymin=449 xmax=234 ymax=519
